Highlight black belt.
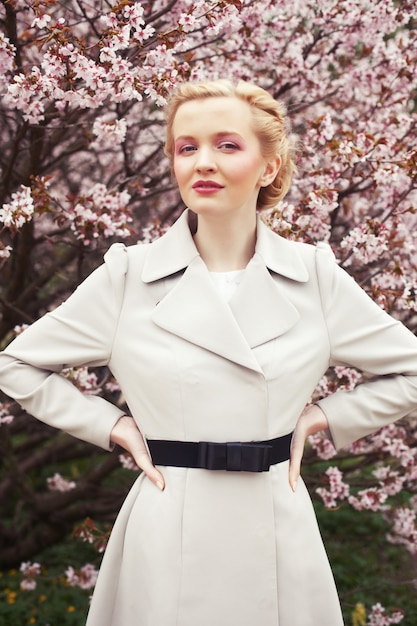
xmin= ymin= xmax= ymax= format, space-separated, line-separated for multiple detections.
xmin=147 ymin=432 xmax=293 ymax=473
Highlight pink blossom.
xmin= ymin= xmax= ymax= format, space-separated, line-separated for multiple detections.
xmin=20 ymin=561 xmax=41 ymax=590
xmin=340 ymin=225 xmax=389 ymax=266
xmin=73 ymin=523 xmax=94 ymax=545
xmin=31 ymin=14 xmax=51 ymax=30
xmin=65 ymin=564 xmax=98 ymax=590
xmin=0 ymin=414 xmax=14 ymax=425
xmin=0 ymin=403 xmax=14 ymax=426
xmin=381 ymin=438 xmax=414 ymax=467
xmin=387 ymin=507 xmax=417 ymax=555
xmin=0 ymin=244 xmax=12 ymax=260
xmin=123 ymin=4 xmax=145 ymax=27
xmin=5 ymin=69 xmax=46 ymax=123
xmin=20 ymin=561 xmax=41 ymax=577
xmin=66 ymin=184 xmax=132 ymax=244
xmin=20 ymin=578 xmax=37 ymax=591
xmin=47 ymin=473 xmax=76 ymax=492
xmin=105 ymin=379 xmax=121 ymax=393
xmin=367 ymin=602 xmax=404 ymax=625
xmin=0 ymin=186 xmax=34 ymax=230
xmin=92 ymin=116 xmax=127 ymax=147
xmin=61 ymin=367 xmax=102 ymax=394
xmin=348 ymin=487 xmax=389 ymax=512
xmin=309 ymin=432 xmax=337 ymax=460
xmin=334 ymin=366 xmax=362 ymax=390
xmin=141 ymin=221 xmax=169 ymax=244
xmin=316 ymin=466 xmax=350 ymax=508
xmin=179 ymin=13 xmax=200 ymax=33
xmin=13 ymin=324 xmax=29 ymax=336
xmin=0 ymin=34 xmax=16 ymax=89
xmin=307 ymin=189 xmax=339 ymax=214
xmin=373 ymin=467 xmax=405 ymax=496
xmin=119 ymin=453 xmax=139 ymax=472
xmin=314 ymin=113 xmax=336 ymax=144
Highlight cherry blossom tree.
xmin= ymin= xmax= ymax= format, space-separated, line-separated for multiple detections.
xmin=1 ymin=0 xmax=417 ymax=623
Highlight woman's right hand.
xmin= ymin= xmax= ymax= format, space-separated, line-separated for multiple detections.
xmin=289 ymin=404 xmax=329 ymax=492
xmin=110 ymin=415 xmax=165 ymax=491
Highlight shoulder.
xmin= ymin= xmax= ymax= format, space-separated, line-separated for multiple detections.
xmin=103 ymin=241 xmax=150 ymax=275
xmin=98 ymin=242 xmax=151 ymax=303
xmin=257 ymin=217 xmax=337 ymax=282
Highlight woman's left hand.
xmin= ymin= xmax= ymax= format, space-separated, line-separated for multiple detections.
xmin=110 ymin=415 xmax=165 ymax=491
xmin=289 ymin=404 xmax=329 ymax=492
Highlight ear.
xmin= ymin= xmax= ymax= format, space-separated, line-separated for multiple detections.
xmin=259 ymin=155 xmax=281 ymax=187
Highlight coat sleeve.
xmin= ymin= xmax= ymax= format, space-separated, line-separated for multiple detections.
xmin=314 ymin=243 xmax=417 ymax=451
xmin=0 ymin=243 xmax=129 ymax=450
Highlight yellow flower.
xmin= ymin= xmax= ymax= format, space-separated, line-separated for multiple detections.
xmin=67 ymin=605 xmax=76 ymax=613
xmin=6 ymin=589 xmax=17 ymax=604
xmin=352 ymin=602 xmax=367 ymax=626
xmin=28 ymin=618 xmax=36 ymax=624
xmin=38 ymin=594 xmax=47 ymax=603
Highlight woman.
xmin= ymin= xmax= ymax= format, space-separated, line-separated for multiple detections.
xmin=1 ymin=79 xmax=417 ymax=626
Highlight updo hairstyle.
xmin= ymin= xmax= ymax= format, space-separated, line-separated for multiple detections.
xmin=164 ymin=79 xmax=297 ymax=210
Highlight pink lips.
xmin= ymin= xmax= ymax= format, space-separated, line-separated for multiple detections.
xmin=192 ymin=180 xmax=224 ymax=194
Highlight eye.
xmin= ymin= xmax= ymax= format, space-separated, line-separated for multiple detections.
xmin=218 ymin=141 xmax=240 ymax=151
xmin=176 ymin=144 xmax=197 ymax=155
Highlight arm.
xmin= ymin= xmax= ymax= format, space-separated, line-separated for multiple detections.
xmin=315 ymin=244 xmax=417 ymax=450
xmin=289 ymin=244 xmax=417 ymax=489
xmin=0 ymin=244 xmax=165 ymax=489
xmin=0 ymin=243 xmax=131 ymax=449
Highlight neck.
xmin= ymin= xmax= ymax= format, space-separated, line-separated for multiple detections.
xmin=193 ymin=213 xmax=257 ymax=271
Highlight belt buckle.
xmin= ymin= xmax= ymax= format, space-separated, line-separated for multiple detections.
xmin=231 ymin=442 xmax=272 ymax=472
xmin=197 ymin=441 xmax=272 ymax=472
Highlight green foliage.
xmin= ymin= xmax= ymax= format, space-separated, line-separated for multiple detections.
xmin=316 ymin=502 xmax=417 ymax=624
xmin=1 ymin=569 xmax=89 ymax=625
xmin=0 ymin=540 xmax=97 ymax=626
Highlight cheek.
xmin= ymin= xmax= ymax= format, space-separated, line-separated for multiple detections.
xmin=228 ymin=156 xmax=264 ymax=184
xmin=173 ymin=159 xmax=188 ymax=186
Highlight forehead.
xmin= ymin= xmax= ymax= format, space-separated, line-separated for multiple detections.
xmin=172 ymin=96 xmax=255 ymax=137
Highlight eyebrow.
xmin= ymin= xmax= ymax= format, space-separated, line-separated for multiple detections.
xmin=174 ymin=132 xmax=245 ymax=143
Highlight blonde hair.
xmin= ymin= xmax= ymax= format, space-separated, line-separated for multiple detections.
xmin=164 ymin=79 xmax=297 ymax=210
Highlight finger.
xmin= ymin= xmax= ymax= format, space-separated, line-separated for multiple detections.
xmin=288 ymin=432 xmax=304 ymax=492
xmin=136 ymin=452 xmax=165 ymax=491
xmin=288 ymin=459 xmax=300 ymax=493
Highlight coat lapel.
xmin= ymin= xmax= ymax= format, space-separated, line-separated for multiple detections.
xmin=151 ymin=256 xmax=264 ymax=373
xmin=228 ymin=254 xmax=300 ymax=350
xmin=142 ymin=210 xmax=309 ymax=373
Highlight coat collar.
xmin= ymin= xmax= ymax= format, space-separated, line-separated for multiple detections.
xmin=141 ymin=209 xmax=309 ymax=283
xmin=143 ymin=209 xmax=308 ymax=373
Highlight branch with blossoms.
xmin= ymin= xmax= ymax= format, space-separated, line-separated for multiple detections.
xmin=308 ymin=417 xmax=417 ymax=557
xmin=18 ymin=558 xmax=99 ymax=593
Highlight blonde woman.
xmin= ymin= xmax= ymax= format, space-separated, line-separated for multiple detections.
xmin=2 ymin=79 xmax=417 ymax=626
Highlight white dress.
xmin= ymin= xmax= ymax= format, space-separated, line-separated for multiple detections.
xmin=210 ymin=270 xmax=245 ymax=302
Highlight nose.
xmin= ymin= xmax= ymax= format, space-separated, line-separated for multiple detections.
xmin=194 ymin=146 xmax=217 ymax=173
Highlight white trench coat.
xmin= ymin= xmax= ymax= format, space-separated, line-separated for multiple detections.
xmin=1 ymin=210 xmax=417 ymax=626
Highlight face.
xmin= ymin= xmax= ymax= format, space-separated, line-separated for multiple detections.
xmin=172 ymin=97 xmax=278 ymax=220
